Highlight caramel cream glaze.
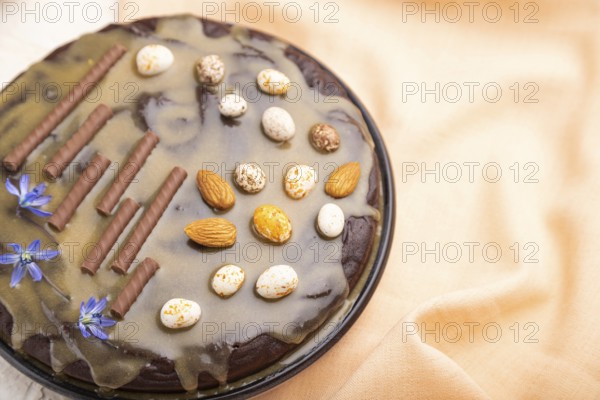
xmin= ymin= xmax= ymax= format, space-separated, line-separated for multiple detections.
xmin=0 ymin=15 xmax=379 ymax=392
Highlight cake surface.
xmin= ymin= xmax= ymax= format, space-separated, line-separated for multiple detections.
xmin=0 ymin=15 xmax=382 ymax=395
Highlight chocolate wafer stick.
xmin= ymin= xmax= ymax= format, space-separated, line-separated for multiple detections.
xmin=96 ymin=131 xmax=160 ymax=215
xmin=48 ymin=153 xmax=111 ymax=231
xmin=2 ymin=44 xmax=127 ymax=172
xmin=110 ymin=257 xmax=160 ymax=319
xmin=43 ymin=104 xmax=113 ymax=180
xmin=81 ymin=198 xmax=140 ymax=275
xmin=111 ymin=167 xmax=187 ymax=274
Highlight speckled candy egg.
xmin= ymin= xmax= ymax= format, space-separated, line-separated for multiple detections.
xmin=317 ymin=203 xmax=345 ymax=238
xmin=160 ymin=298 xmax=201 ymax=329
xmin=253 ymin=205 xmax=292 ymax=243
xmin=219 ymin=93 xmax=248 ymax=118
xmin=256 ymin=265 xmax=298 ymax=299
xmin=262 ymin=107 xmax=295 ymax=142
xmin=136 ymin=44 xmax=174 ymax=76
xmin=284 ymin=165 xmax=317 ymax=199
xmin=196 ymin=54 xmax=225 ymax=85
xmin=234 ymin=163 xmax=266 ymax=193
xmin=310 ymin=123 xmax=341 ymax=153
xmin=212 ymin=265 xmax=245 ymax=297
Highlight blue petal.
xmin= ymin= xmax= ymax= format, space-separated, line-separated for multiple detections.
xmin=26 ymin=207 xmax=53 ymax=218
xmin=19 ymin=175 xmax=30 ymax=195
xmin=88 ymin=324 xmax=108 ymax=340
xmin=79 ymin=324 xmax=91 ymax=338
xmin=5 ymin=179 xmax=20 ymax=197
xmin=7 ymin=243 xmax=22 ymax=254
xmin=10 ymin=263 xmax=26 ymax=287
xmin=88 ymin=315 xmax=101 ymax=326
xmin=27 ymin=240 xmax=41 ymax=254
xmin=27 ymin=195 xmax=52 ymax=207
xmin=0 ymin=253 xmax=19 ymax=264
xmin=90 ymin=297 xmax=108 ymax=314
xmin=27 ymin=262 xmax=43 ymax=282
xmin=30 ymin=182 xmax=46 ymax=196
xmin=34 ymin=249 xmax=60 ymax=261
xmin=84 ymin=297 xmax=96 ymax=314
xmin=21 ymin=191 xmax=39 ymax=205
xmin=99 ymin=317 xmax=116 ymax=328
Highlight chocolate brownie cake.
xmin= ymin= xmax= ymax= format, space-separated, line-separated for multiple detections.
xmin=0 ymin=15 xmax=383 ymax=396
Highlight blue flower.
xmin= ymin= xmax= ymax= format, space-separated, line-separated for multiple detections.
xmin=0 ymin=239 xmax=60 ymax=287
xmin=78 ymin=297 xmax=116 ymax=340
xmin=5 ymin=174 xmax=53 ymax=217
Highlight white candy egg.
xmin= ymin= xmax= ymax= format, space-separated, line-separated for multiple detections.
xmin=262 ymin=107 xmax=295 ymax=142
xmin=212 ymin=265 xmax=245 ymax=297
xmin=257 ymin=68 xmax=290 ymax=95
xmin=317 ymin=203 xmax=345 ymax=238
xmin=136 ymin=44 xmax=174 ymax=76
xmin=160 ymin=298 xmax=201 ymax=329
xmin=256 ymin=265 xmax=298 ymax=299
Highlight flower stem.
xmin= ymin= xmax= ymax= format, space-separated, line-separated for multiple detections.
xmin=17 ymin=209 xmax=58 ymax=244
xmin=43 ymin=275 xmax=70 ymax=302
xmin=102 ymin=340 xmax=119 ymax=350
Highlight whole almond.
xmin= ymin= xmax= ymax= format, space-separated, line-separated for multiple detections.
xmin=325 ymin=162 xmax=361 ymax=198
xmin=185 ymin=218 xmax=237 ymax=247
xmin=196 ymin=170 xmax=235 ymax=210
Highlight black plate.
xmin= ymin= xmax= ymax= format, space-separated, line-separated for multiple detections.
xmin=0 ymin=19 xmax=395 ymax=400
